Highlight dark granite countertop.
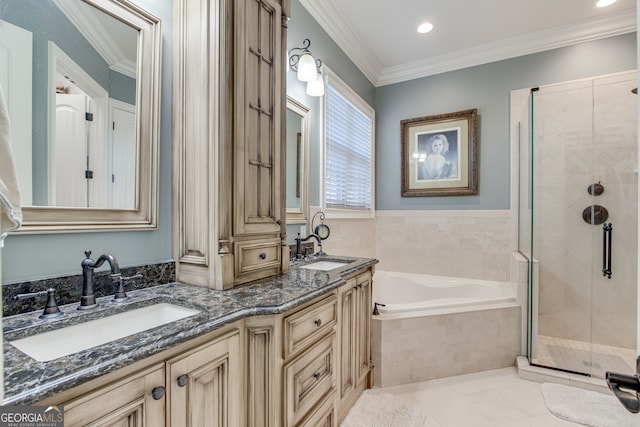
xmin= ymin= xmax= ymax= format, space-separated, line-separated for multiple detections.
xmin=2 ymin=256 xmax=377 ymax=405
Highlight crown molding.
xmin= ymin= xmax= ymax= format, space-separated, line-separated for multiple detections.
xmin=377 ymin=9 xmax=636 ymax=86
xmin=298 ymin=0 xmax=382 ymax=85
xmin=110 ymin=58 xmax=137 ymax=79
xmin=53 ymin=0 xmax=137 ymax=79
xmin=299 ymin=1 xmax=636 ymax=87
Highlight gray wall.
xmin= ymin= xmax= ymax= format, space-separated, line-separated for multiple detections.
xmin=3 ymin=0 xmax=636 ymax=281
xmin=4 ymin=0 xmax=137 ymax=205
xmin=2 ymin=0 xmax=173 ymax=282
xmin=286 ymin=0 xmax=375 ymax=242
xmin=376 ymin=32 xmax=637 ymax=210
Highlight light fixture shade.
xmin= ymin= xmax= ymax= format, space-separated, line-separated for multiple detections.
xmin=306 ymin=74 xmax=324 ymax=97
xmin=297 ymin=53 xmax=318 ymax=82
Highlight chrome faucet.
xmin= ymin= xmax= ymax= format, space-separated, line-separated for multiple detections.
xmin=80 ymin=250 xmax=121 ymax=310
xmin=294 ymin=233 xmax=325 ymax=259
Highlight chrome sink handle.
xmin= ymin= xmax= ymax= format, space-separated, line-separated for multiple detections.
xmin=14 ymin=288 xmax=64 ymax=320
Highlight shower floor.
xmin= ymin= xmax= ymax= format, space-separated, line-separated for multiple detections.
xmin=533 ymin=335 xmax=636 ymax=378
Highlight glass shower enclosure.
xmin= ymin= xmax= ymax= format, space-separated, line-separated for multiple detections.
xmin=520 ymin=71 xmax=638 ymax=378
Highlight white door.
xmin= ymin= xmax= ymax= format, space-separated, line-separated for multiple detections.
xmin=109 ymin=100 xmax=136 ymax=209
xmin=0 ymin=21 xmax=32 ymax=205
xmin=54 ymin=94 xmax=88 ymax=207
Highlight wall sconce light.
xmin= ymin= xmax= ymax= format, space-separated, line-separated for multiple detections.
xmin=288 ymin=39 xmax=324 ymax=96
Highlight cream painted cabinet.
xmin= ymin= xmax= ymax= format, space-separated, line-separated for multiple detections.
xmin=337 ymin=279 xmax=357 ymax=404
xmin=62 ymin=365 xmax=165 ymax=427
xmin=39 ymin=268 xmax=373 ymax=427
xmin=167 ymin=331 xmax=242 ymax=427
xmin=355 ymin=271 xmax=372 ymax=383
xmin=173 ymin=0 xmax=290 ymax=289
xmin=281 ymin=295 xmax=338 ymax=426
xmin=55 ymin=330 xmax=241 ymax=427
xmin=337 ymin=270 xmax=372 ymax=422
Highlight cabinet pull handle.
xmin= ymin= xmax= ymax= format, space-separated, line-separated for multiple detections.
xmin=314 ymin=319 xmax=322 ymax=327
xmin=177 ymin=374 xmax=189 ymax=387
xmin=151 ymin=386 xmax=165 ymax=400
xmin=276 ymin=219 xmax=282 ymax=225
xmin=313 ymin=372 xmax=321 ymax=381
xmin=259 ymin=252 xmax=267 ymax=260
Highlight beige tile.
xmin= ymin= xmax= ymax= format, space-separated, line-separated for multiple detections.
xmin=381 ymin=367 xmax=582 ymax=427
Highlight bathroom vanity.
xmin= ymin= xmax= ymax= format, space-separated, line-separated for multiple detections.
xmin=3 ymin=256 xmax=376 ymax=426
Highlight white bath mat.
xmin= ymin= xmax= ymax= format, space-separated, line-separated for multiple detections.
xmin=541 ymin=383 xmax=640 ymax=427
xmin=340 ymin=389 xmax=426 ymax=427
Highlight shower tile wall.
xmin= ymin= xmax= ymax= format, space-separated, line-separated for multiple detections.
xmin=534 ymin=73 xmax=637 ymax=351
xmin=591 ymin=74 xmax=638 ymax=349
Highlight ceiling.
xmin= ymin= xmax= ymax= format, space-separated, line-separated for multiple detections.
xmin=54 ymin=0 xmax=138 ymax=78
xmin=299 ymin=0 xmax=637 ymax=87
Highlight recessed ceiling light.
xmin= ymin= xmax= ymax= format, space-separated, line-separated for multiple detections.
xmin=417 ymin=22 xmax=434 ymax=34
xmin=595 ymin=0 xmax=617 ymax=7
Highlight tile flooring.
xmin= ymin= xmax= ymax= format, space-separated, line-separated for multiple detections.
xmin=533 ymin=335 xmax=636 ymax=379
xmin=379 ymin=366 xmax=581 ymax=426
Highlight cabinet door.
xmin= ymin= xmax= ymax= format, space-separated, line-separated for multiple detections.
xmin=356 ymin=272 xmax=372 ymax=383
xmin=167 ymin=331 xmax=241 ymax=427
xmin=63 ymin=365 xmax=165 ymax=427
xmin=337 ymin=280 xmax=357 ymax=402
xmin=234 ymin=0 xmax=283 ymax=236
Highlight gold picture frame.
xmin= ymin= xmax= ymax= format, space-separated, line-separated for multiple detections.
xmin=401 ymin=108 xmax=478 ymax=197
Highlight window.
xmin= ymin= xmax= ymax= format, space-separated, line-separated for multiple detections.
xmin=323 ymin=68 xmax=375 ymax=218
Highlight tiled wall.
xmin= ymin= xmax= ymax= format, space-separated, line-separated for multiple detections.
xmin=371 ymin=304 xmax=521 ymax=387
xmin=375 ymin=210 xmax=512 ymax=282
xmin=307 ymin=207 xmax=378 ymax=260
xmin=532 ymin=73 xmax=637 ymax=349
xmin=313 ymin=209 xmax=513 ymax=282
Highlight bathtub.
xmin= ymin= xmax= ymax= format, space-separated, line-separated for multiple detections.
xmin=373 ymin=270 xmax=516 ymax=314
xmin=371 ymin=271 xmax=521 ymax=387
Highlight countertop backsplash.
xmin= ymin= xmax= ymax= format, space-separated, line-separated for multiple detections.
xmin=2 ymin=261 xmax=176 ymax=317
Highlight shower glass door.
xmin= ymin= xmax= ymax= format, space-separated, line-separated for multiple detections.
xmin=528 ymin=72 xmax=637 ymax=378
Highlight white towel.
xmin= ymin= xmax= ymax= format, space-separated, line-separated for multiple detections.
xmin=0 ymin=83 xmax=22 ymax=246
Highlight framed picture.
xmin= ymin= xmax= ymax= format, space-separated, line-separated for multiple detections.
xmin=400 ymin=108 xmax=478 ymax=197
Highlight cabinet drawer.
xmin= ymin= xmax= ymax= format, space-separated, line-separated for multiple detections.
xmin=235 ymin=238 xmax=281 ymax=275
xmin=284 ymin=294 xmax=337 ymax=358
xmin=297 ymin=390 xmax=336 ymax=427
xmin=284 ymin=333 xmax=336 ymax=426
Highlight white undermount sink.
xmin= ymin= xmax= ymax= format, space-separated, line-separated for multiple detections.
xmin=299 ymin=261 xmax=350 ymax=271
xmin=10 ymin=303 xmax=200 ymax=362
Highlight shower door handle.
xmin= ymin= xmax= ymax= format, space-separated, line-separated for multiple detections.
xmin=602 ymin=223 xmax=612 ymax=279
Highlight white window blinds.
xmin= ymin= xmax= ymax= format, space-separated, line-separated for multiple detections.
xmin=324 ymin=75 xmax=374 ymax=213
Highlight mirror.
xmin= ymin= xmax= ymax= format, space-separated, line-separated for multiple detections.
xmin=286 ymin=96 xmax=310 ymax=224
xmin=1 ymin=0 xmax=161 ymax=232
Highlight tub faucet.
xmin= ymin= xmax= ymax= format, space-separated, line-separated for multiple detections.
xmin=294 ymin=233 xmax=325 ymax=259
xmin=80 ymin=250 xmax=120 ymax=310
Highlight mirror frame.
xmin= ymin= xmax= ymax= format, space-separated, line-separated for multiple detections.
xmin=13 ymin=0 xmax=161 ymax=234
xmin=286 ymin=96 xmax=310 ymax=224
